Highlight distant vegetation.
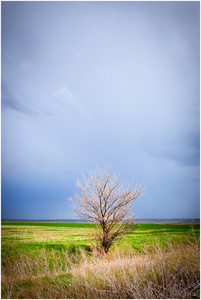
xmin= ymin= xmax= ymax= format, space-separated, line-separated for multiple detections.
xmin=1 ymin=222 xmax=200 ymax=299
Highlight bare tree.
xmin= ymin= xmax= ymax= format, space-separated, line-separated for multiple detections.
xmin=71 ymin=166 xmax=144 ymax=254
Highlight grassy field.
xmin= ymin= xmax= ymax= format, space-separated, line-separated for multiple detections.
xmin=1 ymin=222 xmax=200 ymax=299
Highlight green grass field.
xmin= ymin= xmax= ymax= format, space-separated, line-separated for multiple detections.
xmin=2 ymin=222 xmax=199 ymax=255
xmin=1 ymin=222 xmax=200 ymax=299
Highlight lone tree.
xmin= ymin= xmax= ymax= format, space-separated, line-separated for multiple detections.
xmin=71 ymin=166 xmax=144 ymax=254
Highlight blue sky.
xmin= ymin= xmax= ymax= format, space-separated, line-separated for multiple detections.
xmin=1 ymin=1 xmax=200 ymax=220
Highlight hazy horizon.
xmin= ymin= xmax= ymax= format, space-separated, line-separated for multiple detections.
xmin=2 ymin=1 xmax=200 ymax=220
xmin=2 ymin=218 xmax=200 ymax=226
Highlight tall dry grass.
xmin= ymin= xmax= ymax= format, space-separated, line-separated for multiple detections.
xmin=1 ymin=233 xmax=200 ymax=299
xmin=69 ymin=234 xmax=200 ymax=299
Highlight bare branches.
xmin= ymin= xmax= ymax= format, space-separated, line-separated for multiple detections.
xmin=71 ymin=166 xmax=144 ymax=254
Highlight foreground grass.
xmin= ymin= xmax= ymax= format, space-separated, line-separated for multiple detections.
xmin=1 ymin=222 xmax=200 ymax=299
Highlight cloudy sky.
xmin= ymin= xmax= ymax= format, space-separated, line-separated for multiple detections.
xmin=2 ymin=1 xmax=200 ymax=220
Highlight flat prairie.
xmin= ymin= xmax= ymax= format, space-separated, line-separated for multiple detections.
xmin=1 ymin=222 xmax=200 ymax=299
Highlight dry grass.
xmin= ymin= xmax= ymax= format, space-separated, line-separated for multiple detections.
xmin=1 ymin=232 xmax=200 ymax=299
xmin=70 ymin=238 xmax=200 ymax=299
xmin=1 ymin=225 xmax=93 ymax=243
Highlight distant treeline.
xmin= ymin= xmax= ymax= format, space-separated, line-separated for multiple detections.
xmin=1 ymin=218 xmax=200 ymax=224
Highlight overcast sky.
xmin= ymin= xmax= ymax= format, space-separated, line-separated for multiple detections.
xmin=2 ymin=1 xmax=200 ymax=220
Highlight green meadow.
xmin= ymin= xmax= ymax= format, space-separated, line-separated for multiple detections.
xmin=2 ymin=222 xmax=199 ymax=255
xmin=1 ymin=222 xmax=200 ymax=299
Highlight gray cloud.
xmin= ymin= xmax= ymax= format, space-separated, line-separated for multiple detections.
xmin=54 ymin=85 xmax=93 ymax=120
xmin=1 ymin=1 xmax=199 ymax=220
xmin=1 ymin=80 xmax=37 ymax=115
